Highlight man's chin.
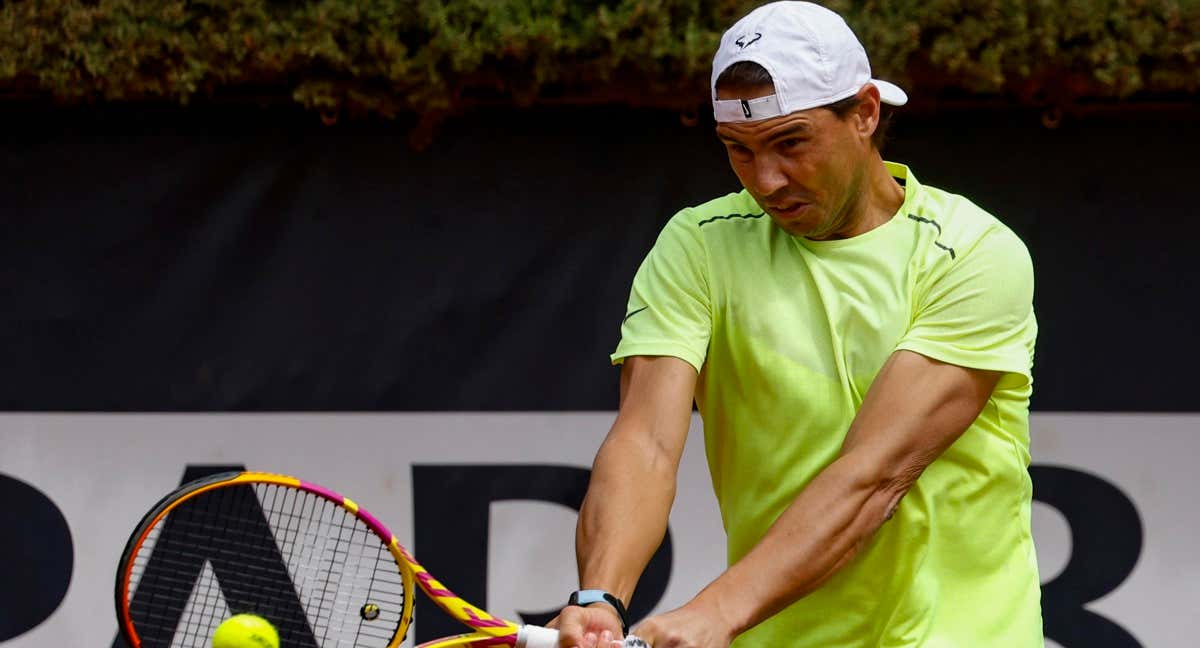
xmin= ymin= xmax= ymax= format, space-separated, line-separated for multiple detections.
xmin=768 ymin=214 xmax=821 ymax=238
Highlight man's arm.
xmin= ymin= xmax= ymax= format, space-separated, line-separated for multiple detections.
xmin=552 ymin=355 xmax=698 ymax=648
xmin=633 ymin=350 xmax=1002 ymax=648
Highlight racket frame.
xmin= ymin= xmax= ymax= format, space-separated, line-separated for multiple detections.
xmin=115 ymin=471 xmax=527 ymax=648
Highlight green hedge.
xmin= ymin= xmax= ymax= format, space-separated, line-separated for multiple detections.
xmin=4 ymin=0 xmax=1198 ymax=122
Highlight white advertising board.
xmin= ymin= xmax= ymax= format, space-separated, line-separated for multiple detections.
xmin=0 ymin=413 xmax=1196 ymax=647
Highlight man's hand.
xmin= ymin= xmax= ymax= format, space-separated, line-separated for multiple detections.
xmin=629 ymin=599 xmax=734 ymax=648
xmin=548 ymin=604 xmax=626 ymax=648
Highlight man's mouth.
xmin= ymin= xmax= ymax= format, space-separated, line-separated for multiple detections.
xmin=768 ymin=202 xmax=810 ymax=218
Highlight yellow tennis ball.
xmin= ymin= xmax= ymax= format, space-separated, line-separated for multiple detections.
xmin=212 ymin=614 xmax=279 ymax=648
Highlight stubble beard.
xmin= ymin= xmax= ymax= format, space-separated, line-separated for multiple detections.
xmin=803 ymin=165 xmax=868 ymax=241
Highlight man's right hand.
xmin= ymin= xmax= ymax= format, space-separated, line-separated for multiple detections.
xmin=547 ymin=603 xmax=626 ymax=648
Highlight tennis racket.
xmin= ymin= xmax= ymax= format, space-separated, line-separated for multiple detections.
xmin=115 ymin=470 xmax=648 ymax=648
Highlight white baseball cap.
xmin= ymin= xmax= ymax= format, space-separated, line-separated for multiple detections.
xmin=712 ymin=1 xmax=907 ymax=123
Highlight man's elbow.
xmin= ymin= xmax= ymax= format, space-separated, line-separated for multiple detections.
xmin=849 ymin=452 xmax=927 ymax=528
xmin=880 ymin=457 xmax=934 ymax=522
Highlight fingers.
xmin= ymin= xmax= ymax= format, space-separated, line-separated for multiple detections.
xmin=573 ymin=630 xmax=601 ymax=648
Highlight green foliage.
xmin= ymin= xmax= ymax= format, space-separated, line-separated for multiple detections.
xmin=3 ymin=0 xmax=1197 ymax=122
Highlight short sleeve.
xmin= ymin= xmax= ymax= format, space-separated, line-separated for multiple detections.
xmin=611 ymin=212 xmax=712 ymax=372
xmin=895 ymin=227 xmax=1037 ymax=388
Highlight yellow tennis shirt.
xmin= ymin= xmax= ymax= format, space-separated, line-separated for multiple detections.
xmin=612 ymin=163 xmax=1042 ymax=646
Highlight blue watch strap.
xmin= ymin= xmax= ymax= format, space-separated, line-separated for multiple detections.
xmin=567 ymin=589 xmax=630 ymax=634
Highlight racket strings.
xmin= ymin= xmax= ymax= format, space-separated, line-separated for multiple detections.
xmin=126 ymin=482 xmax=407 ymax=648
xmin=180 ymin=485 xmax=237 ymax=648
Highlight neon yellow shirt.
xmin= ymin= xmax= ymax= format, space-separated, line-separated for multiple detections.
xmin=612 ymin=163 xmax=1042 ymax=646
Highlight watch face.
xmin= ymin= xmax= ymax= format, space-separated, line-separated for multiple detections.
xmin=571 ymin=590 xmax=607 ymax=606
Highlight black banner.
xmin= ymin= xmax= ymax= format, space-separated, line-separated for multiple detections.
xmin=3 ymin=105 xmax=1199 ymax=412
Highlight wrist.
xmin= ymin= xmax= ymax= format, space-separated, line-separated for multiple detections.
xmin=567 ymin=589 xmax=630 ymax=635
xmin=690 ymin=584 xmax=745 ymax=639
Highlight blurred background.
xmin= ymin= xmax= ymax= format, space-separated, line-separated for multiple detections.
xmin=2 ymin=2 xmax=1198 ymax=647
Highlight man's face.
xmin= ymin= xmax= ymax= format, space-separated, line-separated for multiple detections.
xmin=715 ymin=85 xmax=874 ymax=239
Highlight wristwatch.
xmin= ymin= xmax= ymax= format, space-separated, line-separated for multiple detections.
xmin=567 ymin=589 xmax=630 ymax=635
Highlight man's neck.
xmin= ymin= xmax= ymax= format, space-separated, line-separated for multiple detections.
xmin=809 ymin=155 xmax=904 ymax=241
xmin=866 ymin=154 xmax=906 ymax=226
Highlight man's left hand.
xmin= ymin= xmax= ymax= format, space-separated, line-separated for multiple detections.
xmin=629 ymin=599 xmax=735 ymax=648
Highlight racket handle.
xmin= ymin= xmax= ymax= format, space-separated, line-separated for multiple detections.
xmin=516 ymin=625 xmax=558 ymax=648
xmin=517 ymin=625 xmax=649 ymax=648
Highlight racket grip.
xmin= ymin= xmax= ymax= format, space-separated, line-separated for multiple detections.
xmin=517 ymin=625 xmax=649 ymax=648
xmin=516 ymin=625 xmax=558 ymax=648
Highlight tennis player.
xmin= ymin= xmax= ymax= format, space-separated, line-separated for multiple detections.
xmin=549 ymin=2 xmax=1042 ymax=647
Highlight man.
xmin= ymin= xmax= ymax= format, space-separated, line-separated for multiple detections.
xmin=550 ymin=2 xmax=1042 ymax=646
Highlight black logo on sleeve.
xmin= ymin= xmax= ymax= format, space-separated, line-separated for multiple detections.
xmin=623 ymin=306 xmax=649 ymax=323
xmin=906 ymin=214 xmax=956 ymax=259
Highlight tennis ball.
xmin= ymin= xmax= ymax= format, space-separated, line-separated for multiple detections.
xmin=212 ymin=614 xmax=279 ymax=648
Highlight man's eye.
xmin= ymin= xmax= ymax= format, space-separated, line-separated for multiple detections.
xmin=729 ymin=144 xmax=752 ymax=158
xmin=780 ymin=138 xmax=806 ymax=149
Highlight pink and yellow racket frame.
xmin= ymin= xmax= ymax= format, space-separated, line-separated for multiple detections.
xmin=117 ymin=471 xmax=524 ymax=648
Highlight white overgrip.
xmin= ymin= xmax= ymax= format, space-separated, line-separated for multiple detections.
xmin=516 ymin=625 xmax=649 ymax=648
xmin=516 ymin=625 xmax=559 ymax=648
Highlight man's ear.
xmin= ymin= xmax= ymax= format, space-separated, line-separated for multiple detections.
xmin=855 ymin=85 xmax=882 ymax=139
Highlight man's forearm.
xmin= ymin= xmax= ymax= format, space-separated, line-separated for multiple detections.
xmin=689 ymin=452 xmax=902 ymax=636
xmin=677 ymin=353 xmax=996 ymax=639
xmin=577 ymin=428 xmax=678 ymax=604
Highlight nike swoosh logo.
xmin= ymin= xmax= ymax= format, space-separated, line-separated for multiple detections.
xmin=623 ymin=306 xmax=648 ymax=323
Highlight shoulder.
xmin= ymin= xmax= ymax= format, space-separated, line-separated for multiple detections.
xmin=669 ymin=190 xmax=767 ymax=231
xmin=908 ymin=183 xmax=1030 ymax=271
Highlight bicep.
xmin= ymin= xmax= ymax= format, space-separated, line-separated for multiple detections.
xmin=610 ymin=355 xmax=698 ymax=467
xmin=840 ymin=350 xmax=1002 ymax=490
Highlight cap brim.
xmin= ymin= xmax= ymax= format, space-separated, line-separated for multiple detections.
xmin=872 ymin=79 xmax=908 ymax=106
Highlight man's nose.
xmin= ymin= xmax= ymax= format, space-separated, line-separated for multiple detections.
xmin=753 ymin=154 xmax=788 ymax=197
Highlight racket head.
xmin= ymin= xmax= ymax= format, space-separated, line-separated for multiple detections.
xmin=114 ymin=471 xmax=416 ymax=648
